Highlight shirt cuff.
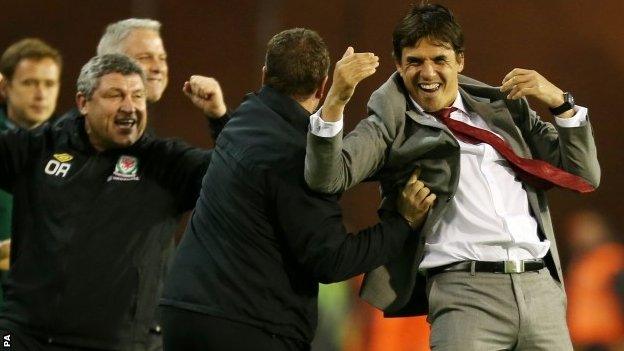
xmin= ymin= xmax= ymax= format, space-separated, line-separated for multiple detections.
xmin=309 ymin=109 xmax=343 ymax=137
xmin=555 ymin=105 xmax=588 ymax=128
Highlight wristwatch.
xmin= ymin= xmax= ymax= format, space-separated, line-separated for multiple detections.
xmin=549 ymin=92 xmax=575 ymax=115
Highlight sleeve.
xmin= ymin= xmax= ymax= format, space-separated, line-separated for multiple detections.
xmin=518 ymin=99 xmax=600 ymax=188
xmin=0 ymin=129 xmax=36 ymax=191
xmin=554 ymin=106 xmax=587 ymax=127
xmin=147 ymin=139 xmax=213 ymax=212
xmin=309 ymin=109 xmax=344 ymax=137
xmin=206 ymin=113 xmax=229 ymax=141
xmin=269 ymin=168 xmax=412 ymax=284
xmin=304 ymin=112 xmax=393 ymax=194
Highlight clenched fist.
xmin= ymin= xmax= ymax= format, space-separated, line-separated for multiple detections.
xmin=183 ymin=75 xmax=227 ymax=119
xmin=397 ymin=169 xmax=436 ymax=230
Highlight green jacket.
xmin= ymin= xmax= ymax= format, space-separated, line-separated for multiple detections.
xmin=0 ymin=105 xmax=13 ymax=305
xmin=0 ymin=105 xmax=12 ymax=241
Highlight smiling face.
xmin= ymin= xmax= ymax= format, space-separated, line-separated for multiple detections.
xmin=2 ymin=57 xmax=60 ymax=129
xmin=78 ymin=72 xmax=147 ymax=151
xmin=395 ymin=37 xmax=464 ymax=112
xmin=120 ymin=28 xmax=168 ymax=103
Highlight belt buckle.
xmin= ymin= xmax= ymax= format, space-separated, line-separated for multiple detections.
xmin=504 ymin=260 xmax=525 ymax=273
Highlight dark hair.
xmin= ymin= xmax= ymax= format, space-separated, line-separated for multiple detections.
xmin=77 ymin=54 xmax=146 ymax=99
xmin=392 ymin=4 xmax=464 ymax=62
xmin=264 ymin=28 xmax=330 ymax=96
xmin=0 ymin=38 xmax=63 ymax=80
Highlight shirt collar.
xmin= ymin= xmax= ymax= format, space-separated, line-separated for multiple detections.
xmin=408 ymin=91 xmax=469 ymax=117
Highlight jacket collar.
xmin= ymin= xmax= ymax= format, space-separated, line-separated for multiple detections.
xmin=378 ymin=72 xmax=529 ymax=156
xmin=459 ymin=87 xmax=529 ymax=156
xmin=257 ymin=85 xmax=312 ymax=135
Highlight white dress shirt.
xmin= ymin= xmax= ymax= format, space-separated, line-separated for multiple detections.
xmin=309 ymin=91 xmax=587 ymax=268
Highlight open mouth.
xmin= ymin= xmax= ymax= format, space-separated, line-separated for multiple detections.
xmin=417 ymin=82 xmax=441 ymax=93
xmin=114 ymin=117 xmax=137 ymax=128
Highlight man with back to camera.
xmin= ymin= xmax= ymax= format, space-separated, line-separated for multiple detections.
xmin=0 ymin=37 xmax=63 ymax=301
xmin=0 ymin=53 xmax=221 ymax=350
xmin=305 ymin=4 xmax=599 ymax=350
xmin=159 ymin=28 xmax=435 ymax=351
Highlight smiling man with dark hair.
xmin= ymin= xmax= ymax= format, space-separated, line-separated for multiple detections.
xmin=305 ymin=3 xmax=599 ymax=350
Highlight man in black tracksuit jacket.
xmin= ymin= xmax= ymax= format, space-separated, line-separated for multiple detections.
xmin=0 ymin=54 xmax=222 ymax=350
xmin=160 ymin=29 xmax=435 ymax=351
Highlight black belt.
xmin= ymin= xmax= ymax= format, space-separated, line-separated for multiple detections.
xmin=426 ymin=259 xmax=545 ymax=278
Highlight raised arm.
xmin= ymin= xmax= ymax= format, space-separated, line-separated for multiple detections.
xmin=305 ymin=47 xmax=390 ymax=194
xmin=183 ymin=75 xmax=229 ymax=140
xmin=500 ymin=68 xmax=600 ymax=187
xmin=145 ymin=139 xmax=212 ymax=213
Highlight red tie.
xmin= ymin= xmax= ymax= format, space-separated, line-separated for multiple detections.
xmin=432 ymin=107 xmax=595 ymax=194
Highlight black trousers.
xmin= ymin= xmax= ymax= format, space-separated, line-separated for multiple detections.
xmin=161 ymin=306 xmax=309 ymax=351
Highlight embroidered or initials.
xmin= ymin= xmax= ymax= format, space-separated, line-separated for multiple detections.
xmin=44 ymin=159 xmax=72 ymax=178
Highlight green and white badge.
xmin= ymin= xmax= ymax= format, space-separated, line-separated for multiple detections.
xmin=108 ymin=155 xmax=140 ymax=181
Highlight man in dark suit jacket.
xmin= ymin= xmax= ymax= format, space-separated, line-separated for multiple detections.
xmin=160 ymin=28 xmax=435 ymax=351
xmin=305 ymin=4 xmax=600 ymax=350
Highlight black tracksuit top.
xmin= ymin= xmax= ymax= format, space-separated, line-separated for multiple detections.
xmin=161 ymin=86 xmax=412 ymax=344
xmin=0 ymin=113 xmax=211 ymax=350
